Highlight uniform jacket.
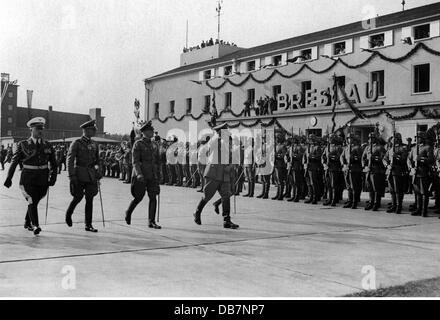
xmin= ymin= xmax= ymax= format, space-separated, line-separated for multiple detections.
xmin=285 ymin=144 xmax=305 ymax=171
xmin=132 ymin=137 xmax=160 ymax=180
xmin=322 ymin=145 xmax=343 ymax=172
xmin=362 ymin=144 xmax=387 ymax=174
xmin=204 ymin=136 xmax=233 ymax=183
xmin=7 ymin=138 xmax=57 ymax=186
xmin=304 ymin=145 xmax=323 ymax=172
xmin=340 ymin=144 xmax=363 ymax=173
xmin=67 ymin=136 xmax=101 ymax=183
xmin=383 ymin=145 xmax=409 ymax=176
xmin=407 ymin=144 xmax=434 ymax=178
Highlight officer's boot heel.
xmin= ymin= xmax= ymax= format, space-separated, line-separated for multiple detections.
xmin=194 ymin=199 xmax=207 ymax=225
xmin=387 ymin=193 xmax=397 ymax=213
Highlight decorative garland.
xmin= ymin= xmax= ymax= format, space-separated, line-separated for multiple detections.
xmin=205 ymin=42 xmax=440 ymax=90
xmin=153 ymin=42 xmax=440 ymax=124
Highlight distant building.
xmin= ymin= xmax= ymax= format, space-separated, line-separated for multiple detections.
xmin=1 ymin=75 xmax=105 ymax=146
xmin=145 ymin=2 xmax=440 ymax=142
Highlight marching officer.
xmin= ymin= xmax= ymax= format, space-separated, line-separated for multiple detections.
xmin=303 ymin=134 xmax=324 ymax=205
xmin=408 ymin=132 xmax=434 ymax=217
xmin=256 ymin=132 xmax=272 ymax=200
xmin=362 ymin=133 xmax=387 ymax=212
xmin=3 ymin=117 xmax=58 ymax=235
xmin=65 ymin=120 xmax=102 ymax=232
xmin=272 ymin=132 xmax=288 ymax=201
xmin=193 ymin=123 xmax=239 ymax=229
xmin=125 ymin=121 xmax=162 ymax=229
xmin=285 ymin=136 xmax=306 ymax=202
xmin=322 ymin=134 xmax=344 ymax=207
xmin=340 ymin=134 xmax=363 ymax=209
xmin=383 ymin=133 xmax=409 ymax=214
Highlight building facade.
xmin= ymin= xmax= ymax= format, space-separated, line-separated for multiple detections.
xmin=145 ymin=3 xmax=440 ymax=142
xmin=1 ymin=77 xmax=105 ymax=146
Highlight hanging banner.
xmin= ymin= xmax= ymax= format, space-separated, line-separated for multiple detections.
xmin=27 ymin=90 xmax=33 ymax=109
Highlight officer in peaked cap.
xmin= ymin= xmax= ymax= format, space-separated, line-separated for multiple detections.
xmin=66 ymin=119 xmax=102 ymax=232
xmin=193 ymin=122 xmax=239 ymax=229
xmin=125 ymin=121 xmax=162 ymax=229
xmin=3 ymin=117 xmax=58 ymax=235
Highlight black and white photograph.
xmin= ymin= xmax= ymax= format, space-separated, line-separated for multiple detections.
xmin=1 ymin=0 xmax=440 ymax=306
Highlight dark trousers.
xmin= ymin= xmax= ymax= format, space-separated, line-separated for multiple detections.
xmin=308 ymin=170 xmax=323 ymax=201
xmin=198 ymin=178 xmax=231 ymax=218
xmin=21 ymin=183 xmax=48 ymax=227
xmin=67 ymin=181 xmax=98 ymax=226
xmin=126 ymin=177 xmax=160 ymax=222
xmin=348 ymin=171 xmax=363 ymax=203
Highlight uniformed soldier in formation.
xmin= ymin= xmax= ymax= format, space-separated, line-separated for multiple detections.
xmin=303 ymin=134 xmax=324 ymax=205
xmin=322 ymin=134 xmax=344 ymax=207
xmin=197 ymin=136 xmax=210 ymax=192
xmin=256 ymin=132 xmax=271 ymax=200
xmin=242 ymin=136 xmax=256 ymax=198
xmin=362 ymin=133 xmax=387 ymax=211
xmin=125 ymin=121 xmax=162 ymax=229
xmin=193 ymin=123 xmax=239 ymax=229
xmin=408 ymin=132 xmax=434 ymax=217
xmin=340 ymin=134 xmax=363 ymax=209
xmin=3 ymin=117 xmax=57 ymax=235
xmin=433 ymin=138 xmax=440 ymax=215
xmin=272 ymin=133 xmax=288 ymax=201
xmin=383 ymin=133 xmax=409 ymax=214
xmin=65 ymin=120 xmax=102 ymax=232
xmin=285 ymin=135 xmax=306 ymax=202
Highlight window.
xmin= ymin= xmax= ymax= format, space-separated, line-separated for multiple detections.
xmin=413 ymin=64 xmax=430 ymax=93
xmin=371 ymin=71 xmax=385 ymax=96
xmin=333 ymin=41 xmax=346 ymax=55
xmin=225 ymin=92 xmax=232 ymax=109
xmin=224 ymin=65 xmax=233 ymax=76
xmin=414 ymin=24 xmax=430 ymax=40
xmin=272 ymin=85 xmax=282 ymax=99
xmin=169 ymin=100 xmax=175 ymax=115
xmin=369 ymin=33 xmax=385 ymax=48
xmin=247 ymin=61 xmax=256 ymax=72
xmin=7 ymin=130 xmax=12 ymax=136
xmin=300 ymin=49 xmax=312 ymax=61
xmin=154 ymin=103 xmax=159 ymax=119
xmin=8 ymin=104 xmax=13 ymax=111
xmin=203 ymin=70 xmax=212 ymax=80
xmin=186 ymin=98 xmax=192 ymax=114
xmin=417 ymin=124 xmax=428 ymax=133
xmin=335 ymin=76 xmax=345 ymax=89
xmin=247 ymin=89 xmax=255 ymax=105
xmin=8 ymin=92 xmax=13 ymax=98
xmin=301 ymin=81 xmax=312 ymax=93
xmin=273 ymin=55 xmax=282 ymax=66
xmin=204 ymin=95 xmax=211 ymax=112
xmin=306 ymin=129 xmax=322 ymax=138
xmin=7 ymin=117 xmax=12 ymax=124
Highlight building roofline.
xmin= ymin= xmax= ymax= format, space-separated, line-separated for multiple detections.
xmin=144 ymin=2 xmax=440 ymax=82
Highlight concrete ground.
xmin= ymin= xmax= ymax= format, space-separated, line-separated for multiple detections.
xmin=1 ymin=167 xmax=440 ymax=297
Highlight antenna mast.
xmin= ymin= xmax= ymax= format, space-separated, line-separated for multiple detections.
xmin=216 ymin=0 xmax=223 ymax=41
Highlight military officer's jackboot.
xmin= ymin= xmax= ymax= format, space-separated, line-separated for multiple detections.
xmin=330 ymin=190 xmax=338 ymax=207
xmin=344 ymin=191 xmax=353 ymax=208
xmin=277 ymin=185 xmax=285 ymax=201
xmin=411 ymin=195 xmax=422 ymax=216
xmin=213 ymin=199 xmax=221 ymax=215
xmin=365 ymin=192 xmax=375 ymax=211
xmin=272 ymin=185 xmax=281 ymax=200
xmin=304 ymin=186 xmax=313 ymax=204
xmin=148 ymin=200 xmax=162 ymax=229
xmin=194 ymin=199 xmax=207 ymax=225
xmin=85 ymin=225 xmax=98 ymax=233
xmin=262 ymin=183 xmax=270 ymax=199
xmin=396 ymin=194 xmax=404 ymax=214
xmin=422 ymin=196 xmax=430 ymax=218
xmin=249 ymin=182 xmax=255 ymax=198
xmin=125 ymin=200 xmax=139 ymax=225
xmin=372 ymin=193 xmax=382 ymax=212
xmin=283 ymin=183 xmax=292 ymax=199
xmin=223 ymin=216 xmax=239 ymax=229
xmin=387 ymin=193 xmax=397 ymax=213
xmin=256 ymin=182 xmax=265 ymax=198
xmin=24 ymin=212 xmax=33 ymax=231
xmin=323 ymin=190 xmax=332 ymax=206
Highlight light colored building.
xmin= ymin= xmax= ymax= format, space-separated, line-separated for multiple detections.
xmin=145 ymin=3 xmax=440 ymax=142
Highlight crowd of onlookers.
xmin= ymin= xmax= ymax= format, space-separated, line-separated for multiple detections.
xmin=183 ymin=38 xmax=238 ymax=53
xmin=0 ymin=145 xmax=13 ymax=171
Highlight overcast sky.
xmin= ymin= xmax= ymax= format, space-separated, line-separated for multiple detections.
xmin=0 ymin=0 xmax=436 ymax=134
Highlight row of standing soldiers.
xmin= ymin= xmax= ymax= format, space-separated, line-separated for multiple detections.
xmin=264 ymin=130 xmax=440 ymax=217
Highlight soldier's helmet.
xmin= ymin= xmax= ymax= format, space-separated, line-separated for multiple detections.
xmin=308 ymin=134 xmax=317 ymax=142
xmin=292 ymin=135 xmax=300 ymax=144
xmin=417 ymin=131 xmax=427 ymax=142
xmin=330 ymin=135 xmax=343 ymax=145
xmin=393 ymin=133 xmax=403 ymax=144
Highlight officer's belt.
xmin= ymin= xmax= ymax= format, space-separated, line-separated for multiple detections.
xmin=23 ymin=165 xmax=48 ymax=170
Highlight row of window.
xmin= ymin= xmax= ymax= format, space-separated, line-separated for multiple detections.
xmin=199 ymin=21 xmax=440 ymax=80
xmin=158 ymin=63 xmax=430 ymax=117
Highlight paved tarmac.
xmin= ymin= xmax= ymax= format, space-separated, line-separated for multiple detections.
xmin=1 ymin=167 xmax=440 ymax=297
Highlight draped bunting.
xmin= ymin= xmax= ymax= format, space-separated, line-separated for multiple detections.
xmin=152 ymin=42 xmax=440 ymax=126
xmin=204 ymin=42 xmax=440 ymax=90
